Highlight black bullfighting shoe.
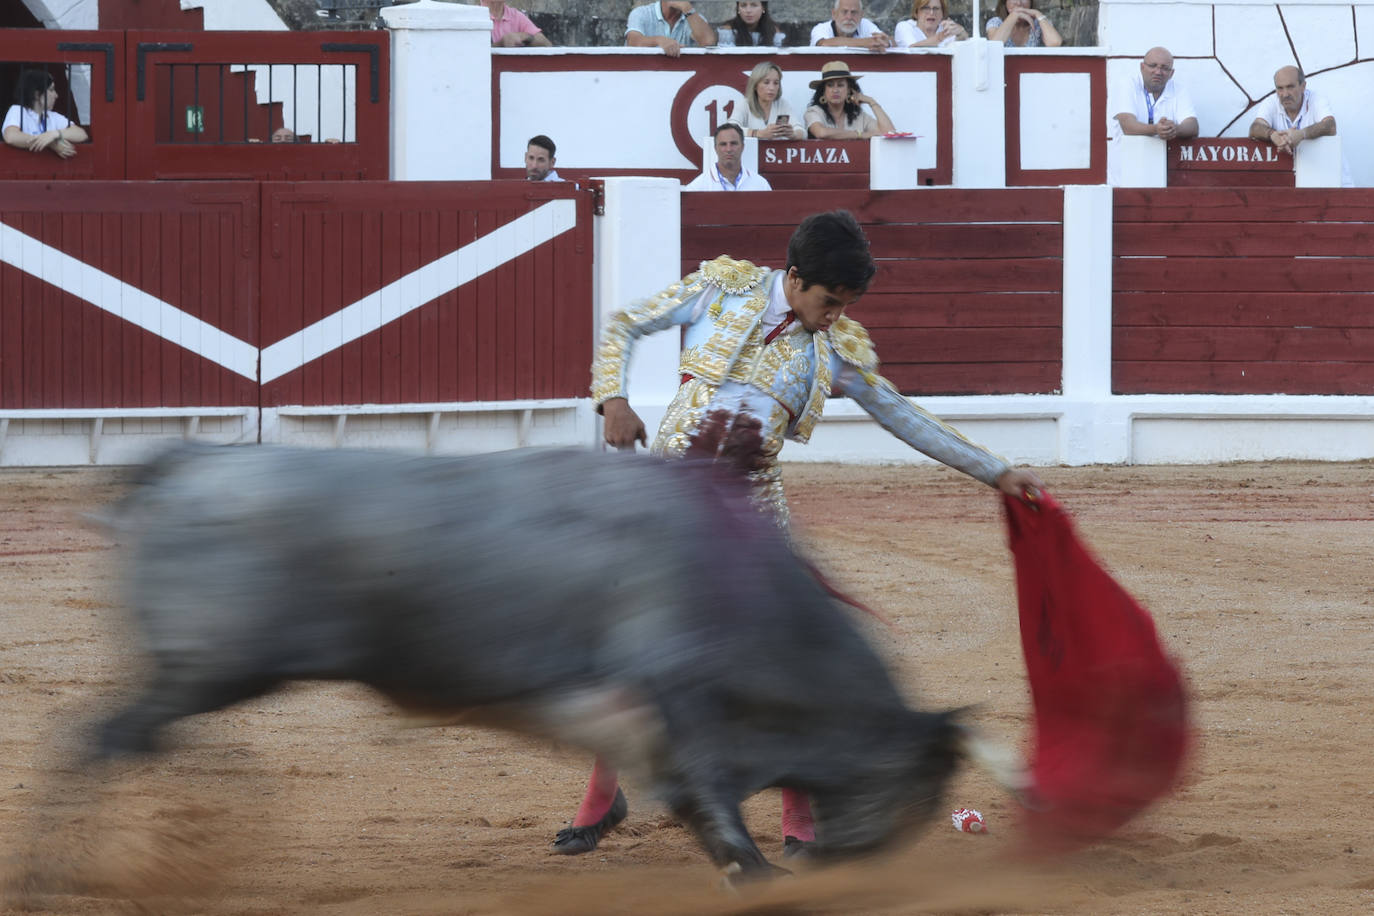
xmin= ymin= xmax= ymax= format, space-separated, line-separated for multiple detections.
xmin=550 ymin=787 xmax=628 ymax=855
xmin=782 ymin=835 xmax=815 ymax=860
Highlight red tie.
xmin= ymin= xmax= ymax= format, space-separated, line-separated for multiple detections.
xmin=764 ymin=311 xmax=796 ymax=344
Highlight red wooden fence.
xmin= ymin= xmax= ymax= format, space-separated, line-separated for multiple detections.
xmin=259 ymin=182 xmax=593 ymax=407
xmin=1 ymin=181 xmax=594 ymax=411
xmin=1112 ymin=188 xmax=1374 ymax=394
xmin=681 ymin=189 xmax=1064 ymax=396
xmin=0 ymin=181 xmax=259 ymax=410
xmin=0 ymin=29 xmax=388 ymax=181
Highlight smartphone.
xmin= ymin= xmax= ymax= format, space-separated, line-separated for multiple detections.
xmin=776 ymin=115 xmax=789 ymax=125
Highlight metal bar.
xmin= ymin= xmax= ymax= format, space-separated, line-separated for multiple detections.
xmin=136 ymin=41 xmax=192 ymax=102
xmin=316 ymin=62 xmax=322 ymax=142
xmin=218 ymin=63 xmax=225 ymax=143
xmin=57 ymin=41 xmax=115 ymax=102
xmin=321 ymin=42 xmax=380 ymax=104
xmin=192 ymin=63 xmax=200 ymax=144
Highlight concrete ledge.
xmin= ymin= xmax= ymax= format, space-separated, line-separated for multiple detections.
xmin=0 ymin=407 xmax=257 ymax=467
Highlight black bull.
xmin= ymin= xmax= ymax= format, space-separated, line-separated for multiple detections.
xmin=94 ymin=444 xmax=981 ymax=876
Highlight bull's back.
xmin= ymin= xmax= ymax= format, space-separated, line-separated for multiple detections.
xmin=118 ymin=445 xmax=905 ymax=711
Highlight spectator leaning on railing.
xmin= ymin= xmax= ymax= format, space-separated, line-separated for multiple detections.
xmin=717 ymin=1 xmax=784 ymax=48
xmin=482 ymin=0 xmax=552 ymax=48
xmin=3 ymin=69 xmax=88 ymax=160
xmin=811 ymin=0 xmax=891 ymax=53
xmin=627 ymin=1 xmax=717 ymax=57
xmin=804 ymin=60 xmax=895 ymax=140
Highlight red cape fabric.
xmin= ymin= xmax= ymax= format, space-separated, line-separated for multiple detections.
xmin=1003 ymin=492 xmax=1190 ymax=849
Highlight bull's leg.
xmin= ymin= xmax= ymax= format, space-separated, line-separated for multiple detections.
xmin=667 ymin=787 xmax=785 ymax=882
xmin=93 ymin=666 xmax=277 ymax=761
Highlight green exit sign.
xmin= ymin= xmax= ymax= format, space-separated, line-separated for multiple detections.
xmin=185 ymin=105 xmax=204 ymax=134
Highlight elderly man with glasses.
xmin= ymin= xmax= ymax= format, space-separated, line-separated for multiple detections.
xmin=1110 ymin=46 xmax=1198 ymax=143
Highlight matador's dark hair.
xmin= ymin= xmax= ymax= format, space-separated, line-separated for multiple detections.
xmin=785 ymin=211 xmax=877 ymax=294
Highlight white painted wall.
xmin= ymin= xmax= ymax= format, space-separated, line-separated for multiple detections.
xmin=1100 ymin=0 xmax=1374 ymax=187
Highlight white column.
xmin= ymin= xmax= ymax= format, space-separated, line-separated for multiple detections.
xmin=592 ymin=178 xmax=685 ymax=447
xmin=380 ymin=0 xmax=490 ymax=180
xmin=1110 ymin=135 xmax=1166 ymax=187
xmin=869 ymin=136 xmax=920 ymax=190
xmin=950 ymin=38 xmax=1005 ymax=188
xmin=1295 ymin=135 xmax=1343 ymax=187
xmin=1060 ymin=185 xmax=1127 ymax=464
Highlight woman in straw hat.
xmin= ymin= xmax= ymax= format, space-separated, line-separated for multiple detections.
xmin=803 ymin=61 xmax=896 ymax=139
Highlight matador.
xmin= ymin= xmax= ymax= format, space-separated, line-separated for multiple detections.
xmin=556 ymin=210 xmax=1042 ymax=859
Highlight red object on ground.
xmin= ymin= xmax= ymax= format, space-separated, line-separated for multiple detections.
xmin=1002 ymin=491 xmax=1190 ymax=849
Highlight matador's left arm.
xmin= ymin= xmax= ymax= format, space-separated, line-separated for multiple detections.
xmin=829 ymin=319 xmax=1011 ymax=487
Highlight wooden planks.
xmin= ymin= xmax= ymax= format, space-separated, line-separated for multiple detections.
xmin=1112 ymin=188 xmax=1374 ymax=395
xmin=259 ymin=181 xmax=593 ymax=408
xmin=681 ymin=189 xmax=1065 ymax=397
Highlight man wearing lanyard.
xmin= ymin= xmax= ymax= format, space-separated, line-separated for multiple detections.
xmin=1110 ymin=46 xmax=1199 ymax=143
xmin=685 ymin=123 xmax=772 ymax=192
xmin=1249 ymin=66 xmax=1353 ymax=187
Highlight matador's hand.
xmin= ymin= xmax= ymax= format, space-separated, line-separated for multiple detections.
xmin=996 ymin=467 xmax=1044 ymax=503
xmin=602 ymin=398 xmax=648 ymax=450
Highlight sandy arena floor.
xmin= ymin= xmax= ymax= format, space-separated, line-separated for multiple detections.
xmin=1 ymin=460 xmax=1372 ymax=915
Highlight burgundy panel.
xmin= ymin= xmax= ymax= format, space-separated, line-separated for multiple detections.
xmin=0 ymin=181 xmax=258 ymax=409
xmin=259 ymin=181 xmax=593 ymax=407
xmin=1112 ymin=188 xmax=1374 ymax=395
xmin=680 ymin=188 xmax=1064 ymax=397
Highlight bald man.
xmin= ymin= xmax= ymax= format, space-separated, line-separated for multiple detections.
xmin=1249 ymin=66 xmax=1352 ymax=186
xmin=1111 ymin=47 xmax=1198 ymax=143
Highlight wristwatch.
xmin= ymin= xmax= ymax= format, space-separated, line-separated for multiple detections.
xmin=683 ymin=6 xmax=697 ymax=15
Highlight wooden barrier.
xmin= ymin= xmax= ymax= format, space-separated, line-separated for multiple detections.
xmin=0 ymin=29 xmax=388 ymax=181
xmin=1 ymin=181 xmax=594 ymax=414
xmin=681 ymin=189 xmax=1064 ymax=396
xmin=1112 ymin=188 xmax=1374 ymax=394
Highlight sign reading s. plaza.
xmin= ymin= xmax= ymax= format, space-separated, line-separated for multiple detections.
xmin=1171 ymin=139 xmax=1287 ymax=170
xmin=762 ymin=145 xmax=854 ymax=165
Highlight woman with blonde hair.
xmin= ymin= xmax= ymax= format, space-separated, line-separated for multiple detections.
xmin=894 ymin=0 xmax=968 ymax=47
xmin=734 ymin=60 xmax=805 ymax=140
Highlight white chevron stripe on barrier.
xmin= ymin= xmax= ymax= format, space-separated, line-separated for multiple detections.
xmin=259 ymin=198 xmax=578 ymax=384
xmin=0 ymin=197 xmax=579 ymax=386
xmin=0 ymin=220 xmax=260 ymax=381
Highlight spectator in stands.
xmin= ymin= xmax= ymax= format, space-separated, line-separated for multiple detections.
xmin=482 ymin=0 xmax=552 ymax=48
xmin=1249 ymin=66 xmax=1353 ymax=187
xmin=686 ymin=122 xmax=771 ymax=191
xmin=626 ymin=1 xmax=717 ymax=57
xmin=735 ymin=61 xmax=805 ymax=140
xmin=525 ymin=134 xmax=563 ymax=182
xmin=804 ymin=60 xmax=896 ymax=140
xmin=3 ymin=69 xmax=88 ymax=160
xmin=1110 ymin=46 xmax=1198 ymax=143
xmin=271 ymin=126 xmax=298 ymax=143
xmin=985 ymin=0 xmax=1062 ymax=47
xmin=717 ymin=1 xmax=784 ymax=48
xmin=894 ymin=0 xmax=968 ymax=47
xmin=811 ymin=0 xmax=891 ymax=53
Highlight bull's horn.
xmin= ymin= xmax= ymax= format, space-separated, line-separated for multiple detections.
xmin=958 ymin=727 xmax=1032 ymax=795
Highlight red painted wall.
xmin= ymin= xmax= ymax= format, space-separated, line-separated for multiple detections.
xmin=1 ymin=181 xmax=595 ymax=411
xmin=100 ymin=0 xmax=204 ymax=30
xmin=681 ymin=189 xmax=1065 ymax=396
xmin=1113 ymin=188 xmax=1374 ymax=394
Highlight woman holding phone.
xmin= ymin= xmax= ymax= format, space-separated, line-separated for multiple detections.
xmin=734 ymin=61 xmax=804 ymax=140
xmin=803 ymin=60 xmax=895 ymax=140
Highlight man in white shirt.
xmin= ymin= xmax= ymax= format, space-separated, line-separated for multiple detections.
xmin=811 ymin=0 xmax=891 ymax=53
xmin=1110 ymin=47 xmax=1198 ymax=144
xmin=685 ymin=123 xmax=772 ymax=192
xmin=1248 ymin=66 xmax=1353 ymax=187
